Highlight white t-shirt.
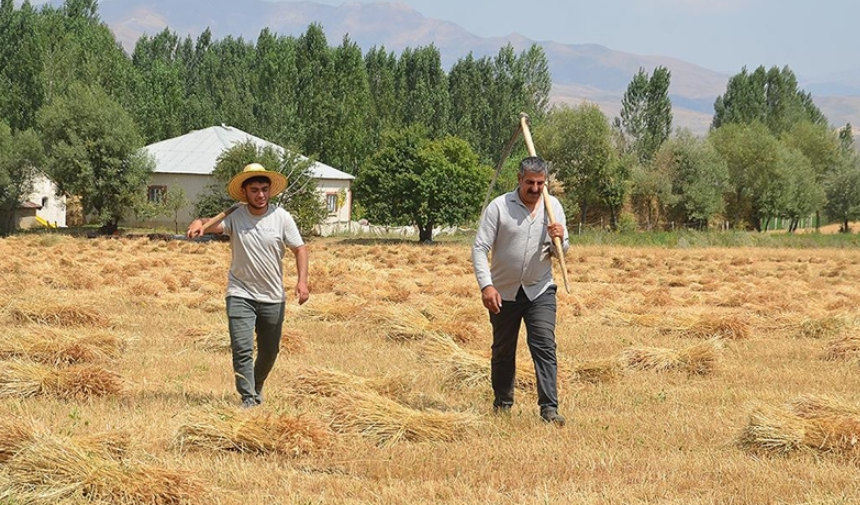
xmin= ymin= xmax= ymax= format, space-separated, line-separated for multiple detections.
xmin=222 ymin=205 xmax=304 ymax=303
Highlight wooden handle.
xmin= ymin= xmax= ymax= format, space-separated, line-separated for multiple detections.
xmin=201 ymin=202 xmax=243 ymax=233
xmin=519 ymin=114 xmax=571 ymax=294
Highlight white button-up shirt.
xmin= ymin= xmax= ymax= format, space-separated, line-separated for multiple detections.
xmin=472 ymin=189 xmax=569 ymax=301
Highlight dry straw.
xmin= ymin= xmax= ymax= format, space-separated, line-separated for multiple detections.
xmin=328 ymin=388 xmax=482 ymax=446
xmin=0 ymin=361 xmax=123 ymax=399
xmin=617 ymin=339 xmax=720 ymax=375
xmin=572 ymin=359 xmax=620 ymax=384
xmin=0 ymin=418 xmax=204 ymax=505
xmin=367 ymin=304 xmax=433 ymax=341
xmin=0 ymin=329 xmax=123 ymax=365
xmin=4 ymin=299 xmax=109 ymax=328
xmin=822 ymin=334 xmax=860 ymax=361
xmin=175 ymin=407 xmax=330 ymax=456
xmin=738 ymin=395 xmax=860 ymax=458
xmin=793 ymin=316 xmax=847 ymax=339
xmin=682 ymin=314 xmax=749 ymax=340
xmin=293 ymin=367 xmax=412 ymax=398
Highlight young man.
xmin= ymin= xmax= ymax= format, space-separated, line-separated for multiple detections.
xmin=187 ymin=163 xmax=309 ymax=408
xmin=471 ymin=156 xmax=569 ymax=425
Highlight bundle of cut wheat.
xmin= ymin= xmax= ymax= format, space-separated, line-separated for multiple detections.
xmin=0 ymin=422 xmax=204 ymax=504
xmin=683 ymin=314 xmax=749 ymax=340
xmin=822 ymin=334 xmax=860 ymax=361
xmin=0 ymin=329 xmax=123 ymax=364
xmin=738 ymin=395 xmax=860 ymax=458
xmin=793 ymin=316 xmax=847 ymax=339
xmin=420 ymin=334 xmax=537 ymax=388
xmin=0 ymin=361 xmax=122 ymax=398
xmin=366 ymin=304 xmax=433 ymax=341
xmin=175 ymin=407 xmax=330 ymax=456
xmin=617 ymin=340 xmax=719 ymax=375
xmin=5 ymin=299 xmax=109 ymax=328
xmin=572 ymin=359 xmax=620 ymax=384
xmin=293 ymin=367 xmax=411 ymax=398
xmin=328 ymin=389 xmax=481 ymax=446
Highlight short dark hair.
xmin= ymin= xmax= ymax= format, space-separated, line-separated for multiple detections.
xmin=518 ymin=156 xmax=548 ymax=177
xmin=242 ymin=175 xmax=271 ymax=188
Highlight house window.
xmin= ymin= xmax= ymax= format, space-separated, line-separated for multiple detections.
xmin=148 ymin=185 xmax=167 ymax=204
xmin=41 ymin=197 xmax=48 ymax=208
xmin=326 ymin=193 xmax=338 ymax=213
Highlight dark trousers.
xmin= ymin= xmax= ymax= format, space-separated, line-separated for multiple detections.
xmin=226 ymin=296 xmax=285 ymax=402
xmin=489 ymin=286 xmax=559 ymax=411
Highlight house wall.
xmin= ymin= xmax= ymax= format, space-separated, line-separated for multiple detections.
xmin=30 ymin=176 xmax=67 ymax=228
xmin=125 ymin=174 xmax=353 ymax=231
xmin=14 ymin=174 xmax=67 ymax=229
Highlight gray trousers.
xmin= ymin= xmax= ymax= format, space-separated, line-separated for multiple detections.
xmin=489 ymin=285 xmax=559 ymax=412
xmin=226 ymin=296 xmax=285 ymax=403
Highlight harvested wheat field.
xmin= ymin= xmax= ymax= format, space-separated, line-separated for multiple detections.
xmin=1 ymin=233 xmax=860 ymax=504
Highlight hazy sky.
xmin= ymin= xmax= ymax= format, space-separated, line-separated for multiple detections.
xmin=266 ymin=0 xmax=858 ymax=80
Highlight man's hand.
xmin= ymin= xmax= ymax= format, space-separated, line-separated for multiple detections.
xmin=481 ymin=285 xmax=502 ymax=314
xmin=295 ymin=282 xmax=310 ymax=305
xmin=547 ymin=222 xmax=564 ymax=241
xmin=186 ymin=219 xmax=206 ymax=238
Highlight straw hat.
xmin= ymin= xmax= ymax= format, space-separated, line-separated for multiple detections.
xmin=227 ymin=163 xmax=288 ymax=202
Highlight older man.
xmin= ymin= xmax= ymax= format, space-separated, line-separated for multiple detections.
xmin=472 ymin=156 xmax=569 ymax=426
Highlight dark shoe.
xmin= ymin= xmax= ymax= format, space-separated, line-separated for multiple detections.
xmin=493 ymin=404 xmax=512 ymax=415
xmin=241 ymin=397 xmax=258 ymax=409
xmin=540 ymin=409 xmax=566 ymax=427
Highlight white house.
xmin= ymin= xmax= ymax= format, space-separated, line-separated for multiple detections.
xmin=126 ymin=125 xmax=354 ymax=230
xmin=13 ymin=172 xmax=67 ymax=230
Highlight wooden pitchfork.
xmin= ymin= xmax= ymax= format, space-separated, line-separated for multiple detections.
xmin=482 ymin=113 xmax=571 ymax=293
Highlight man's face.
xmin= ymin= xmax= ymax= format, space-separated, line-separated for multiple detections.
xmin=243 ymin=181 xmax=271 ymax=209
xmin=517 ymin=170 xmax=546 ymax=206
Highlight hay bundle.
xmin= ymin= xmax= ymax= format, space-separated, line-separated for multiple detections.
xmin=5 ymin=300 xmax=109 ymax=328
xmin=572 ymin=359 xmax=620 ymax=384
xmin=794 ymin=316 xmax=847 ymax=339
xmin=0 ymin=361 xmax=122 ymax=398
xmin=293 ymin=367 xmax=411 ymax=398
xmin=738 ymin=396 xmax=860 ymax=457
xmin=367 ymin=304 xmax=433 ymax=341
xmin=183 ymin=326 xmax=230 ymax=352
xmin=0 ymin=330 xmax=123 ymax=364
xmin=822 ymin=335 xmax=860 ymax=361
xmin=683 ymin=314 xmax=749 ymax=340
xmin=617 ymin=340 xmax=719 ymax=375
xmin=420 ymin=334 xmax=536 ymax=388
xmin=175 ymin=407 xmax=330 ymax=456
xmin=300 ymin=295 xmax=366 ymax=322
xmin=0 ymin=422 xmax=204 ymax=504
xmin=328 ymin=389 xmax=481 ymax=446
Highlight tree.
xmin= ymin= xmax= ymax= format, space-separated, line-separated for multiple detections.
xmin=712 ymin=65 xmax=827 ymax=135
xmin=709 ymin=122 xmax=802 ymax=231
xmin=354 ymin=127 xmax=491 ymax=242
xmin=0 ymin=121 xmax=44 ymax=234
xmin=538 ymin=104 xmax=625 ymax=230
xmin=395 ymin=45 xmax=449 ymax=138
xmin=38 ymin=82 xmax=151 ymax=233
xmin=824 ymin=154 xmax=860 ymax=233
xmin=0 ymin=0 xmax=44 ymax=132
xmin=160 ymin=184 xmax=189 ymax=234
xmin=326 ymin=35 xmax=372 ymax=174
xmin=652 ymin=130 xmax=729 ymax=229
xmin=616 ymin=66 xmax=673 ymax=164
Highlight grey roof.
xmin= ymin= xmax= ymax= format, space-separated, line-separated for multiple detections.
xmin=142 ymin=125 xmax=354 ymax=180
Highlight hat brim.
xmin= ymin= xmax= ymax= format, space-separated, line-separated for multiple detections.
xmin=227 ymin=171 xmax=288 ymax=202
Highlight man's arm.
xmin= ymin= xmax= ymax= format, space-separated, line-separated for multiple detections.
xmin=472 ymin=204 xmax=501 ymax=314
xmin=186 ymin=217 xmax=224 ymax=238
xmin=291 ymin=245 xmax=309 ymax=305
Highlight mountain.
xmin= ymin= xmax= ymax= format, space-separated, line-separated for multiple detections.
xmin=94 ymin=0 xmax=859 ymax=135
